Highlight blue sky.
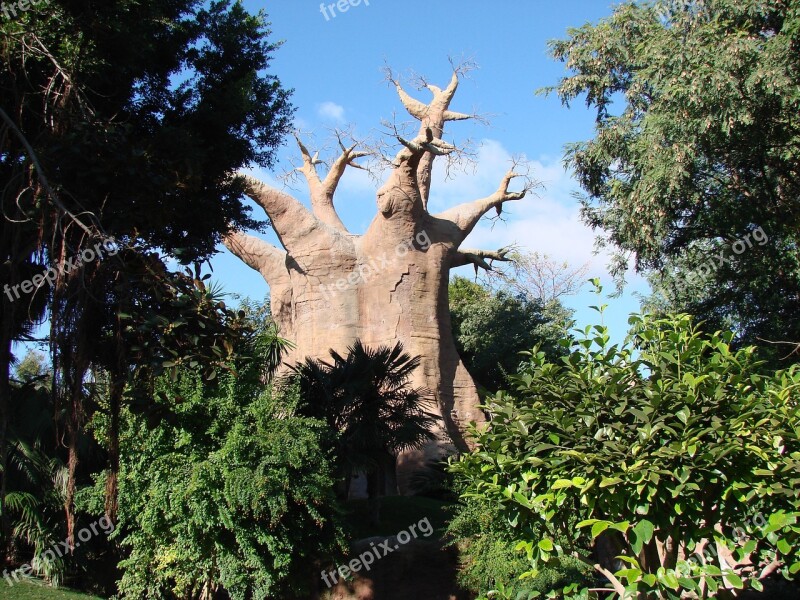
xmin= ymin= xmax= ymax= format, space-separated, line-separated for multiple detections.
xmin=210 ymin=0 xmax=650 ymax=344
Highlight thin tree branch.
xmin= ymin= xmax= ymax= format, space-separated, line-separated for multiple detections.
xmin=0 ymin=105 xmax=96 ymax=238
xmin=450 ymin=247 xmax=513 ymax=273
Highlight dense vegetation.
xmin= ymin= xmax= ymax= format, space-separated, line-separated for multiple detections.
xmin=545 ymin=0 xmax=800 ymax=354
xmin=449 ymin=276 xmax=570 ymax=393
xmin=450 ymin=290 xmax=800 ymax=598
xmin=0 ymin=0 xmax=293 ymax=566
xmin=106 ymin=329 xmax=345 ymax=599
xmin=1 ymin=0 xmax=799 ymax=598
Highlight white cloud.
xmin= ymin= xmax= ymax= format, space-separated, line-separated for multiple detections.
xmin=427 ymin=139 xmax=601 ymax=269
xmin=317 ymin=101 xmax=345 ymax=123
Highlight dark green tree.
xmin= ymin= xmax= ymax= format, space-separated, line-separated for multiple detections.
xmin=545 ymin=0 xmax=800 ymax=355
xmin=449 ymin=276 xmax=570 ymax=392
xmin=291 ymin=341 xmax=439 ymax=524
xmin=1 ymin=0 xmax=293 ymax=557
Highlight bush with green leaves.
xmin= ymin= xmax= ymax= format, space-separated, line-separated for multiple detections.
xmin=451 ymin=304 xmax=800 ymax=599
xmin=5 ymin=353 xmax=68 ymax=586
xmin=446 ymin=495 xmax=591 ymax=600
xmin=110 ymin=338 xmax=345 ymax=599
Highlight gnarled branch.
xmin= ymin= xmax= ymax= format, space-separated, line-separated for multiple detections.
xmin=451 ymin=247 xmax=512 ymax=274
xmin=385 ymin=65 xmax=476 ymax=209
xmin=395 ymin=130 xmax=456 ymax=163
xmin=436 ymin=169 xmax=534 ymax=244
xmin=239 ymin=173 xmax=330 ymax=254
xmin=223 ymin=230 xmax=286 ymax=284
xmin=294 ymin=133 xmax=369 ymax=231
xmin=389 ymin=69 xmax=470 ymax=129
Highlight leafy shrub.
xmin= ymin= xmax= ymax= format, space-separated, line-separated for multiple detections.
xmin=113 ymin=349 xmax=345 ymax=599
xmin=447 ymin=495 xmax=591 ymax=599
xmin=452 ymin=304 xmax=800 ymax=599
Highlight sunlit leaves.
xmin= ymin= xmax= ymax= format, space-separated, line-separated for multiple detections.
xmin=452 ymin=310 xmax=800 ymax=598
xmin=546 ymin=0 xmax=800 ymax=348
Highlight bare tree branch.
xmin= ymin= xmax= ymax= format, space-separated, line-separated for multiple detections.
xmin=383 ymin=63 xmax=479 ymax=210
xmin=479 ymin=250 xmax=590 ymax=303
xmin=450 ymin=247 xmax=513 ymax=274
xmin=436 ymin=163 xmax=536 ymax=244
xmin=239 ymin=173 xmax=331 ymax=254
xmin=223 ymin=231 xmax=287 ymax=284
xmin=292 ymin=131 xmax=371 ymax=232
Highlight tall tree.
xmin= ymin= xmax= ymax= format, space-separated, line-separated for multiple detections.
xmin=1 ymin=0 xmax=293 ymax=557
xmin=225 ymin=66 xmax=534 ymax=470
xmin=545 ymin=0 xmax=800 ymax=353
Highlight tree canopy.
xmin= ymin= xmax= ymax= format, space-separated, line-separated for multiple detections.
xmin=449 ymin=276 xmax=570 ymax=392
xmin=1 ymin=0 xmax=293 ymax=560
xmin=546 ymin=0 xmax=800 ymax=350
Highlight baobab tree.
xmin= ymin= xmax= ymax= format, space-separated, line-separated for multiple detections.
xmin=224 ymin=67 xmax=533 ymax=481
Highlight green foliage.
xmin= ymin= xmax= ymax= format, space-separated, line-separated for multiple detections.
xmin=446 ymin=496 xmax=591 ymax=600
xmin=545 ymin=0 xmax=800 ymax=347
xmin=113 ymin=336 xmax=345 ymax=599
xmin=4 ymin=355 xmax=67 ymax=585
xmin=449 ymin=277 xmax=570 ymax=392
xmin=1 ymin=0 xmax=293 ymax=564
xmin=2 ymin=0 xmax=294 ymax=259
xmin=118 ymin=270 xmax=282 ymax=402
xmin=452 ymin=303 xmax=800 ymax=598
xmin=291 ymin=340 xmax=439 ymax=485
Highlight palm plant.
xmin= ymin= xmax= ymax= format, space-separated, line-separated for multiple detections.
xmin=3 ymin=362 xmax=67 ymax=583
xmin=291 ymin=340 xmax=439 ymax=524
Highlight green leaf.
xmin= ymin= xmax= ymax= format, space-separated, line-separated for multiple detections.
xmin=551 ymin=478 xmax=573 ymax=490
xmin=661 ymin=571 xmax=680 ymax=590
xmin=538 ymin=538 xmax=554 ymax=552
xmin=600 ymin=476 xmax=623 ymax=488
xmin=609 ymin=520 xmax=630 ymax=533
xmin=591 ymin=521 xmax=610 ymax=538
xmin=615 ymin=567 xmax=642 ymax=581
xmin=777 ymin=538 xmax=791 ymax=554
xmin=723 ymin=572 xmax=743 ymax=589
xmin=576 ymin=519 xmax=600 ymax=529
xmin=633 ymin=519 xmax=655 ymax=546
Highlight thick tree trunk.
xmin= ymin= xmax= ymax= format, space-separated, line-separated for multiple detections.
xmin=225 ymin=68 xmax=531 ymax=490
xmin=276 ymin=228 xmax=484 ymax=438
xmin=233 ymin=222 xmax=485 ymax=489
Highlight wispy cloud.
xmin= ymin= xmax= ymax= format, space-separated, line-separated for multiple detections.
xmin=317 ymin=101 xmax=346 ymax=123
